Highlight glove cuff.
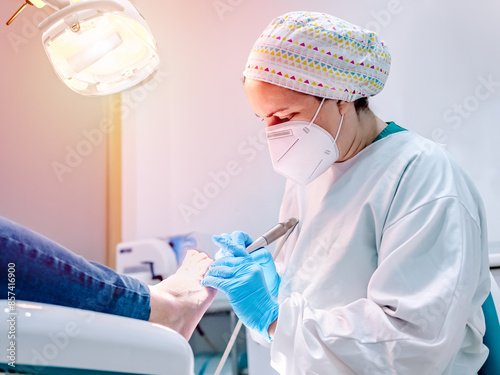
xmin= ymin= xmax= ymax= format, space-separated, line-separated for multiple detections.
xmin=256 ymin=300 xmax=279 ymax=342
xmin=270 ymin=274 xmax=281 ymax=297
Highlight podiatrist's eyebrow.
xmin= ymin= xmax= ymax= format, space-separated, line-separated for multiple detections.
xmin=255 ymin=107 xmax=289 ymax=118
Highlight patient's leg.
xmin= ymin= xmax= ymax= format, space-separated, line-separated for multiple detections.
xmin=0 ymin=216 xmax=215 ymax=340
xmin=148 ymin=249 xmax=216 ymax=340
xmin=0 ymin=215 xmax=215 ymax=339
xmin=0 ymin=216 xmax=152 ymax=320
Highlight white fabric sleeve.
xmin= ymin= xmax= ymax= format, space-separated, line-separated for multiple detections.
xmin=248 ymin=327 xmax=272 ymax=348
xmin=270 ymin=197 xmax=488 ymax=375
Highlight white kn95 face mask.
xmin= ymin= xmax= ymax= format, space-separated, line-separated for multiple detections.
xmin=266 ymin=98 xmax=343 ymax=185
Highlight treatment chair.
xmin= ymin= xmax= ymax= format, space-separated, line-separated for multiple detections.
xmin=479 ymin=272 xmax=500 ymax=375
xmin=0 ymin=300 xmax=194 ymax=374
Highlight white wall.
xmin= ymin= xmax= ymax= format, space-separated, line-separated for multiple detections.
xmin=0 ymin=4 xmax=107 ymax=262
xmin=122 ymin=0 xmax=500 ymax=245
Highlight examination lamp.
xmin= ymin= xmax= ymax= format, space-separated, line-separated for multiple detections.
xmin=6 ymin=0 xmax=160 ymax=96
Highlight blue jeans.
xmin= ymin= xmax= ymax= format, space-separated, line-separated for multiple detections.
xmin=0 ymin=216 xmax=150 ymax=320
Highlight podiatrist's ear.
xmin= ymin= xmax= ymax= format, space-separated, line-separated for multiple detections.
xmin=337 ymin=100 xmax=351 ymax=116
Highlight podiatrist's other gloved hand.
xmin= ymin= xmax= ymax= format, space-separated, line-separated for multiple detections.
xmin=202 ymin=232 xmax=279 ymax=340
xmin=213 ymin=231 xmax=281 ymax=297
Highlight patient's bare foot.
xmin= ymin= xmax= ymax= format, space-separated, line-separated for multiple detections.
xmin=148 ymin=250 xmax=216 ymax=340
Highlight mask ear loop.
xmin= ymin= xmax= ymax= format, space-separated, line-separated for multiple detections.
xmin=308 ymin=97 xmax=344 ymax=142
xmin=307 ymin=97 xmax=326 ymax=126
xmin=334 ymin=114 xmax=344 ymax=142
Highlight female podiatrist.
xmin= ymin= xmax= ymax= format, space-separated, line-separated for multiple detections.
xmin=202 ymin=11 xmax=491 ymax=374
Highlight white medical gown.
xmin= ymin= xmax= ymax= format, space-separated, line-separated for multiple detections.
xmin=267 ymin=131 xmax=490 ymax=374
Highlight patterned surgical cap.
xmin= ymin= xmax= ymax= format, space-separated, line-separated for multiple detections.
xmin=243 ymin=11 xmax=391 ymax=101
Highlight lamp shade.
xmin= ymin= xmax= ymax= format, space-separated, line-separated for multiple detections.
xmin=38 ymin=0 xmax=160 ymax=96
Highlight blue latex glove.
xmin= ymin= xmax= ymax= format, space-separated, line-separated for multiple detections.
xmin=213 ymin=231 xmax=281 ymax=297
xmin=249 ymin=248 xmax=280 ymax=297
xmin=202 ymin=232 xmax=279 ymax=340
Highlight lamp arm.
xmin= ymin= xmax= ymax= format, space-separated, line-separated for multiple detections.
xmin=6 ymin=0 xmax=70 ymax=26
